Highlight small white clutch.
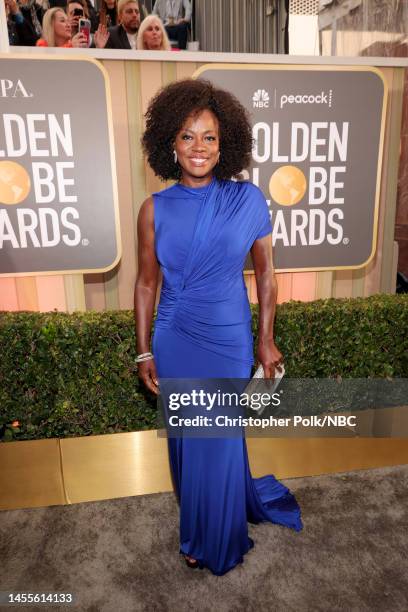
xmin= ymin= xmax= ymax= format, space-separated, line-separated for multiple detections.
xmin=244 ymin=363 xmax=285 ymax=415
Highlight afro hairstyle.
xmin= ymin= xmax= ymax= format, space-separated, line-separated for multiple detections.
xmin=141 ymin=78 xmax=253 ymax=181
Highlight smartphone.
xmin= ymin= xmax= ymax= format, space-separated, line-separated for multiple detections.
xmin=78 ymin=18 xmax=91 ymax=46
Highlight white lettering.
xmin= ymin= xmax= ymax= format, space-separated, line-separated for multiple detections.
xmin=61 ymin=207 xmax=81 ymax=245
xmin=49 ymin=114 xmax=73 ymax=157
xmin=327 ymin=209 xmax=344 ymax=244
xmin=251 ymin=122 xmax=349 ymax=164
xmin=252 ymin=122 xmax=270 ymax=164
xmin=270 ymin=209 xmax=346 ymax=247
xmin=39 ymin=208 xmax=60 ymax=247
xmin=0 ymin=209 xmax=19 ymax=248
xmin=16 ymin=208 xmax=40 ymax=248
xmin=328 ymin=122 xmax=348 ymax=162
xmin=0 ymin=207 xmax=81 ymax=249
xmin=56 ymin=162 xmax=77 ymax=203
xmin=271 ymin=210 xmax=289 ymax=246
xmin=309 ymin=167 xmax=327 ymax=205
xmin=0 ymin=114 xmax=73 ymax=157
xmin=291 ymin=123 xmax=309 ymax=162
xmin=0 ymin=79 xmax=14 ymax=98
xmin=310 ymin=122 xmax=328 ymax=162
xmin=26 ymin=114 xmax=49 ymax=156
xmin=3 ymin=114 xmax=27 ymax=157
xmin=308 ymin=209 xmax=326 ymax=245
xmin=328 ymin=167 xmax=345 ymax=204
xmin=291 ymin=210 xmax=308 ymax=246
xmin=272 ymin=123 xmax=288 ymax=162
xmin=32 ymin=162 xmax=56 ymax=204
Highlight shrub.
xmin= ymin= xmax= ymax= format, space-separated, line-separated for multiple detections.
xmin=0 ymin=294 xmax=406 ymax=442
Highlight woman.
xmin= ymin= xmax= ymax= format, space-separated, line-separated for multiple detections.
xmin=36 ymin=7 xmax=74 ymax=46
xmin=36 ymin=6 xmax=109 ymax=47
xmin=96 ymin=0 xmax=118 ymax=28
xmin=136 ymin=14 xmax=171 ymax=50
xmin=134 ymin=78 xmax=303 ymax=576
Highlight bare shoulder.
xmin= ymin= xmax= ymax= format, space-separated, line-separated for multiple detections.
xmin=138 ymin=196 xmax=154 ymax=226
xmin=139 ymin=195 xmax=154 ymax=215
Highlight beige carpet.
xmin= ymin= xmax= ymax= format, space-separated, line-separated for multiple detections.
xmin=1 ymin=464 xmax=408 ymax=611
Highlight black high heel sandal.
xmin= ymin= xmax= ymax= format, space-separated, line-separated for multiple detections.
xmin=184 ymin=555 xmax=199 ymax=569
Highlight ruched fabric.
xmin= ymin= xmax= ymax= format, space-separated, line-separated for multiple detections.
xmin=152 ymin=178 xmax=303 ymax=575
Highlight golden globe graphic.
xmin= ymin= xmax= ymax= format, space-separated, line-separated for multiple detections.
xmin=0 ymin=58 xmax=120 ymax=276
xmin=194 ymin=65 xmax=386 ymax=271
xmin=269 ymin=165 xmax=307 ymax=207
xmin=0 ymin=161 xmax=31 ymax=206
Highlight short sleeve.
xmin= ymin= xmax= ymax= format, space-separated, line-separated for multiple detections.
xmin=253 ymin=187 xmax=272 ymax=240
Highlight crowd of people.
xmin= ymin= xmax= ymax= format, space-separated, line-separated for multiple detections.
xmin=5 ymin=0 xmax=192 ymax=50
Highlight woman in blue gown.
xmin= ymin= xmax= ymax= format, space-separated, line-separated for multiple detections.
xmin=134 ymin=78 xmax=303 ymax=576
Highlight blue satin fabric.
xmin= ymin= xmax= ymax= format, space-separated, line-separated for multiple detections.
xmin=152 ymin=178 xmax=303 ymax=575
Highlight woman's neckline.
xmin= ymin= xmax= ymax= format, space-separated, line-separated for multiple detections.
xmin=176 ymin=177 xmax=215 ymax=194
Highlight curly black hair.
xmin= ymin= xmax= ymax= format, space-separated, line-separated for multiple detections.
xmin=141 ymin=78 xmax=253 ymax=181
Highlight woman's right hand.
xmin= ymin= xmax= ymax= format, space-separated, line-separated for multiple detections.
xmin=71 ymin=32 xmax=88 ymax=47
xmin=138 ymin=358 xmax=159 ymax=395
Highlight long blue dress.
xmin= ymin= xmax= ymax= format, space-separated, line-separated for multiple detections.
xmin=151 ymin=177 xmax=303 ymax=576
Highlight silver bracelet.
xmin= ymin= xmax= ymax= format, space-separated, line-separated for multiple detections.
xmin=135 ymin=352 xmax=154 ymax=363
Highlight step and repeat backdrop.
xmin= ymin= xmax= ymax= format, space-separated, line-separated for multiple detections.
xmin=0 ymin=54 xmax=402 ymax=311
xmin=0 ymin=56 xmax=121 ymax=277
xmin=195 ymin=65 xmax=386 ymax=271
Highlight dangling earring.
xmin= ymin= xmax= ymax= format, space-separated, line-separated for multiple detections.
xmin=173 ymin=150 xmax=178 ymax=164
xmin=217 ymin=152 xmax=221 ymax=164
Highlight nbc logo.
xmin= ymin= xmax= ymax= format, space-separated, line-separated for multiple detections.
xmin=252 ymin=89 xmax=270 ymax=109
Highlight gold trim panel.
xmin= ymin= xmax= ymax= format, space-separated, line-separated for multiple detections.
xmin=1 ymin=431 xmax=408 ymax=511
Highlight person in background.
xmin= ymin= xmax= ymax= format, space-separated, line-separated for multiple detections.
xmin=36 ymin=6 xmax=77 ymax=45
xmin=36 ymin=0 xmax=50 ymax=10
xmin=84 ymin=0 xmax=98 ymax=31
xmin=136 ymin=14 xmax=170 ymax=50
xmin=103 ymin=0 xmax=141 ymax=49
xmin=66 ymin=0 xmax=86 ymax=34
xmin=15 ymin=0 xmax=44 ymax=40
xmin=152 ymin=0 xmax=191 ymax=49
xmin=6 ymin=0 xmax=39 ymax=45
xmin=36 ymin=6 xmax=108 ymax=46
xmin=65 ymin=0 xmax=97 ymax=33
xmin=96 ymin=0 xmax=118 ymax=28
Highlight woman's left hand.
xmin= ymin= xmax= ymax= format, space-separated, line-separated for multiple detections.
xmin=257 ymin=338 xmax=283 ymax=379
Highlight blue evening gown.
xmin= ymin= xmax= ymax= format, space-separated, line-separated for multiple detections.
xmin=151 ymin=178 xmax=303 ymax=576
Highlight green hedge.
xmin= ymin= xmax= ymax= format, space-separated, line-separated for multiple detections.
xmin=0 ymin=294 xmax=407 ymax=442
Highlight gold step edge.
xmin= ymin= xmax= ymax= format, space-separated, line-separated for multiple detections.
xmin=1 ymin=431 xmax=408 ymax=511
